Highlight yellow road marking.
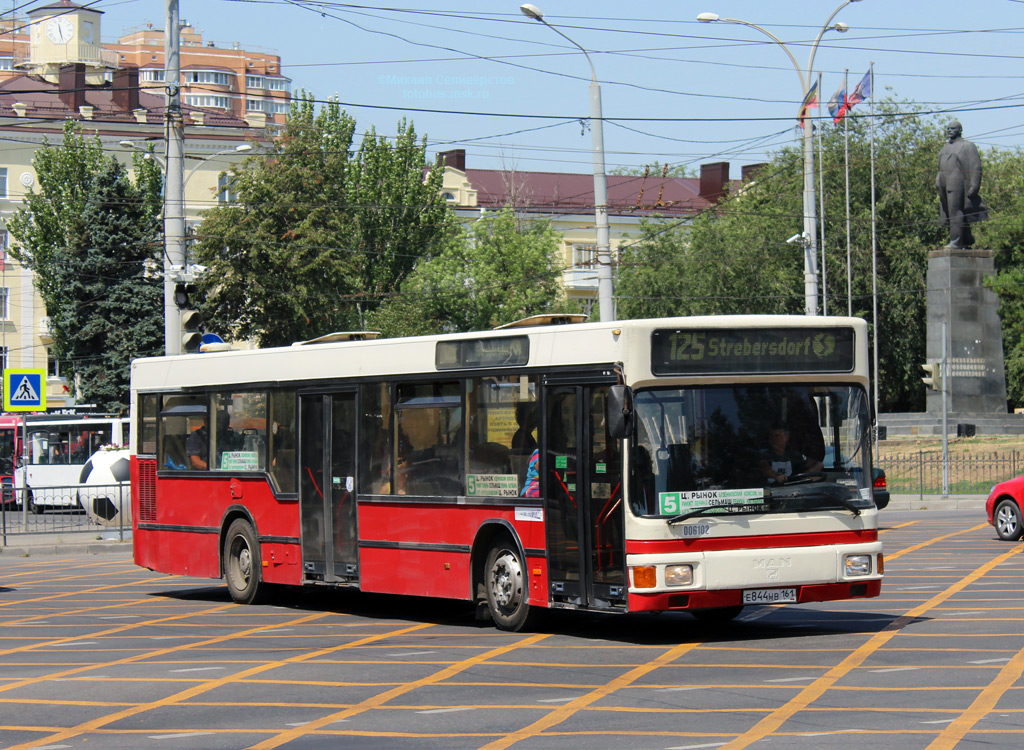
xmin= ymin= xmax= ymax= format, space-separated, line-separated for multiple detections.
xmin=926 ymin=643 xmax=1024 ymax=749
xmin=717 ymin=541 xmax=1024 ymax=750
xmin=0 ymin=575 xmax=178 ymax=610
xmin=881 ymin=521 xmax=920 ymax=532
xmin=249 ymin=631 xmax=549 ymax=749
xmin=476 ymin=639 xmax=702 ymax=750
xmin=0 ymin=602 xmax=237 ymax=664
xmin=4 ymin=617 xmax=424 ymax=750
xmin=884 ymin=522 xmax=988 ymax=561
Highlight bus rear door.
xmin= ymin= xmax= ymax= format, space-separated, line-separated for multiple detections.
xmin=299 ymin=391 xmax=359 ymax=583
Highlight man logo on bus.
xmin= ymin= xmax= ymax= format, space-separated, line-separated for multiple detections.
xmin=813 ymin=333 xmax=836 ymax=359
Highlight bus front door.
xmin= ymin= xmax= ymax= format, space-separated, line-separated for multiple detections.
xmin=543 ymin=383 xmax=625 ymax=611
xmin=299 ymin=392 xmax=359 ymax=583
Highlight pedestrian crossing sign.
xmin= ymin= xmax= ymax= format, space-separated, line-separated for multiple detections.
xmin=4 ymin=369 xmax=45 ymax=412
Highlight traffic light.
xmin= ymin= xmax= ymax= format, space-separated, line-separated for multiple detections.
xmin=181 ymin=309 xmax=204 ymax=353
xmin=921 ymin=362 xmax=942 ymax=391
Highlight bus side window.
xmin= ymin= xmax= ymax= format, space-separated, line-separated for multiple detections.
xmin=394 ymin=382 xmax=462 ymax=496
xmin=269 ymin=388 xmax=297 ymax=494
xmin=159 ymin=396 xmax=208 ymax=471
xmin=360 ymin=382 xmax=392 ymax=495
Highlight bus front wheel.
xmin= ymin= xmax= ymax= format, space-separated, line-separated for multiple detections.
xmin=223 ymin=519 xmax=267 ymax=605
xmin=485 ymin=540 xmax=533 ymax=631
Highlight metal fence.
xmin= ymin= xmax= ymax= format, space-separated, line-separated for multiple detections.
xmin=0 ymin=483 xmax=130 ymax=546
xmin=878 ymin=450 xmax=1022 ymax=497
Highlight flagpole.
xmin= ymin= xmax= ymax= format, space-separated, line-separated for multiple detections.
xmin=843 ymin=69 xmax=852 ymax=317
xmin=817 ymin=71 xmax=827 ymax=316
xmin=869 ymin=61 xmax=880 ymax=437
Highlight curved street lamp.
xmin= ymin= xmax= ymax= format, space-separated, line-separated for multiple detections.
xmin=520 ymin=3 xmax=614 ymax=321
xmin=698 ymin=2 xmax=860 ymax=315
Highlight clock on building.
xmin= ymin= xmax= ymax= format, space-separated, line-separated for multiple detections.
xmin=45 ymin=17 xmax=74 ymax=45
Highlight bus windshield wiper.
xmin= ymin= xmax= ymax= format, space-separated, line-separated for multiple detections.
xmin=667 ymin=503 xmax=771 ymax=525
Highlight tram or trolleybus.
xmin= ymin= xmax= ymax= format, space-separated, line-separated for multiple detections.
xmin=130 ymin=315 xmax=883 ymax=630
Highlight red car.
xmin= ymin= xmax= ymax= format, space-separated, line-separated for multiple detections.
xmin=986 ymin=477 xmax=1024 ymax=541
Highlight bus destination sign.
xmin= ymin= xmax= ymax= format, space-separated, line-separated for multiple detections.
xmin=651 ymin=327 xmax=856 ymax=375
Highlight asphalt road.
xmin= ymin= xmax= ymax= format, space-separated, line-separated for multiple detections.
xmin=0 ymin=509 xmax=1022 ymax=750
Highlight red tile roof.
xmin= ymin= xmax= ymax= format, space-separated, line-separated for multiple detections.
xmin=462 ymin=168 xmax=713 ymax=217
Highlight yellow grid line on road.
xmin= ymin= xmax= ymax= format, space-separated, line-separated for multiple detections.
xmin=717 ymin=539 xmax=1024 ymax=750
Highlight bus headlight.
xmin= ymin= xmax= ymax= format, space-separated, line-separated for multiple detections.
xmin=844 ymin=554 xmax=872 ymax=576
xmin=665 ymin=564 xmax=693 ymax=587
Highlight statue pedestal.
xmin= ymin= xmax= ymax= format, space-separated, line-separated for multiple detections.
xmin=926 ymin=247 xmax=1007 ymax=414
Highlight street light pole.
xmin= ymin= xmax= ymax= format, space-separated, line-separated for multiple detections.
xmin=120 ymin=140 xmax=252 ymax=335
xmin=520 ymin=3 xmax=614 ymax=321
xmin=698 ymin=2 xmax=860 ymax=316
xmin=164 ymin=0 xmax=185 ymax=354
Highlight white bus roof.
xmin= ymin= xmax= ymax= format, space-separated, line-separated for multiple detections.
xmin=130 ymin=315 xmax=870 ymax=393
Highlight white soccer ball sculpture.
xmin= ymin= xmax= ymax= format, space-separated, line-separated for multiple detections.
xmin=78 ymin=448 xmax=131 ymax=527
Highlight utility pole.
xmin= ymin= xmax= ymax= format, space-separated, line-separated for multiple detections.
xmin=164 ymin=0 xmax=185 ymax=355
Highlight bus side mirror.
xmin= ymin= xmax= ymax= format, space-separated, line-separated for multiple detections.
xmin=607 ymin=385 xmax=634 ymax=440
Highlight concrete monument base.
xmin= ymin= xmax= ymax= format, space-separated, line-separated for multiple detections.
xmin=925 ymin=247 xmax=1007 ymax=415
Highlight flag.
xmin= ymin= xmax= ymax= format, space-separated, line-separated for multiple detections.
xmin=797 ymin=80 xmax=818 ymax=129
xmin=848 ymin=69 xmax=871 ymax=108
xmin=827 ymin=82 xmax=847 ymax=124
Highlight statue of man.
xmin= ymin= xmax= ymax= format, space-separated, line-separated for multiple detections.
xmin=936 ymin=120 xmax=987 ymax=249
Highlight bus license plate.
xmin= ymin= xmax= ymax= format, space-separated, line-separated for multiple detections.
xmin=743 ymin=588 xmax=797 ymax=604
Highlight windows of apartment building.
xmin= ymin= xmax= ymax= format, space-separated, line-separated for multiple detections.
xmin=0 ymin=287 xmax=9 ymax=320
xmin=246 ymin=75 xmax=265 ymax=89
xmin=0 ymin=58 xmax=12 ymax=71
xmin=185 ymin=70 xmax=232 ymax=87
xmin=0 ymin=168 xmax=7 ymax=200
xmin=185 ymin=95 xmax=231 ymax=110
xmin=141 ymin=68 xmax=165 ymax=82
xmin=266 ymin=78 xmax=289 ymax=91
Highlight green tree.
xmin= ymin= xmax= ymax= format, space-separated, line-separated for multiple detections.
xmin=617 ymin=99 xmax=948 ymax=412
xmin=368 ymin=209 xmax=572 ymax=337
xmin=972 ymin=148 xmax=1024 ymax=407
xmin=7 ymin=121 xmax=163 ymax=413
xmin=191 ymin=94 xmax=453 ymax=347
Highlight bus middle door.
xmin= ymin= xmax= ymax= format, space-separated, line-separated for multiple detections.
xmin=299 ymin=391 xmax=359 ymax=583
xmin=543 ymin=380 xmax=626 ymax=611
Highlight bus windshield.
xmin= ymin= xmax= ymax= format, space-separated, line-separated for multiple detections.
xmin=630 ymin=384 xmax=873 ymax=519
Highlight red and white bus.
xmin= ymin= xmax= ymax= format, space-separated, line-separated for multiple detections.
xmin=130 ymin=315 xmax=883 ymax=630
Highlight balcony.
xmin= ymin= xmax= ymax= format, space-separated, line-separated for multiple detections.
xmin=15 ymin=45 xmax=118 ymax=70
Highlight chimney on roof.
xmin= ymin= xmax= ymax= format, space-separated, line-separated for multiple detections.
xmin=59 ymin=64 xmax=87 ymax=112
xmin=112 ymin=66 xmax=140 ymax=112
xmin=741 ymin=163 xmax=767 ymax=182
xmin=699 ymin=162 xmax=729 ymax=203
xmin=437 ymin=149 xmax=466 ymax=171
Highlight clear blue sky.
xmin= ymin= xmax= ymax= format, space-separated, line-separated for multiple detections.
xmin=89 ymin=0 xmax=1024 ymax=176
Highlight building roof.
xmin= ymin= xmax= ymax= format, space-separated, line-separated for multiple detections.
xmin=0 ymin=70 xmax=251 ymax=128
xmin=462 ymin=168 xmax=713 ymax=218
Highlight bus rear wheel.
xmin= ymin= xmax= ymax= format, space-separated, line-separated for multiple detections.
xmin=223 ymin=519 xmax=268 ymax=605
xmin=485 ymin=540 xmax=534 ymax=631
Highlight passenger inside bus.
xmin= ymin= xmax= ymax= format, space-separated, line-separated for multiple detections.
xmin=187 ymin=416 xmax=210 ymax=470
xmin=395 ymin=407 xmax=461 ymax=495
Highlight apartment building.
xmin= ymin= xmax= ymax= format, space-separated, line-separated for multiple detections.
xmin=0 ymin=1 xmax=290 ymax=126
